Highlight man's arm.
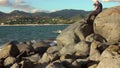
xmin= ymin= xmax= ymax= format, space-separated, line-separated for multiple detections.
xmin=94 ymin=5 xmax=98 ymax=11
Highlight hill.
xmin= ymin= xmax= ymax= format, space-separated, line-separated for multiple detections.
xmin=0 ymin=9 xmax=91 ymax=25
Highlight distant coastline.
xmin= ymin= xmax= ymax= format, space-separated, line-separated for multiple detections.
xmin=0 ymin=24 xmax=70 ymax=26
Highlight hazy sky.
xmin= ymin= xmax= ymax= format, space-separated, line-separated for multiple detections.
xmin=0 ymin=0 xmax=119 ymax=13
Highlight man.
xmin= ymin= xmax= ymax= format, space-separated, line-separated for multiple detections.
xmin=86 ymin=0 xmax=103 ymax=24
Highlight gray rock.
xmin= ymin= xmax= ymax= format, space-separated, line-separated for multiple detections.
xmin=74 ymin=41 xmax=90 ymax=57
xmin=56 ymin=20 xmax=93 ymax=47
xmin=0 ymin=44 xmax=19 ymax=59
xmin=4 ymin=56 xmax=16 ymax=67
xmin=46 ymin=60 xmax=65 ymax=68
xmin=94 ymin=6 xmax=120 ymax=44
xmin=97 ymin=57 xmax=120 ymax=68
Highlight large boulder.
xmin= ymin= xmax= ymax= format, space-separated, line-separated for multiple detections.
xmin=97 ymin=57 xmax=120 ymax=68
xmin=56 ymin=20 xmax=93 ymax=47
xmin=0 ymin=44 xmax=19 ymax=59
xmin=94 ymin=6 xmax=120 ymax=44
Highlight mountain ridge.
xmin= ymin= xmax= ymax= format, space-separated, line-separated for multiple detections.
xmin=0 ymin=9 xmax=91 ymax=24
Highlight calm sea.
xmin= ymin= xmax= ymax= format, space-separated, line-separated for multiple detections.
xmin=0 ymin=25 xmax=68 ymax=46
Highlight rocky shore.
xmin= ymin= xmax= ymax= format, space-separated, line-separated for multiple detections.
xmin=0 ymin=6 xmax=120 ymax=68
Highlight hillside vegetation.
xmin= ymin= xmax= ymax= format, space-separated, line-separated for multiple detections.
xmin=0 ymin=9 xmax=91 ymax=25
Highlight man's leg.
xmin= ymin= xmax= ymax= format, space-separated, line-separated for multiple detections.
xmin=86 ymin=11 xmax=98 ymax=23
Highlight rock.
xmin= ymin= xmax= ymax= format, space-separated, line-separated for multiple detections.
xmin=10 ymin=63 xmax=20 ymax=68
xmin=85 ymin=34 xmax=95 ymax=43
xmin=72 ymin=58 xmax=89 ymax=68
xmin=97 ymin=57 xmax=120 ymax=68
xmin=4 ymin=56 xmax=16 ymax=67
xmin=74 ymin=41 xmax=90 ymax=58
xmin=56 ymin=20 xmax=93 ymax=47
xmin=89 ymin=41 xmax=101 ymax=61
xmin=85 ymin=33 xmax=107 ymax=43
xmin=0 ymin=60 xmax=4 ymax=68
xmin=60 ymin=59 xmax=74 ymax=68
xmin=17 ymin=43 xmax=34 ymax=56
xmin=20 ymin=60 xmax=34 ymax=68
xmin=32 ymin=41 xmax=49 ymax=55
xmin=94 ymin=6 xmax=120 ymax=44
xmin=71 ymin=60 xmax=81 ymax=68
xmin=88 ymin=63 xmax=97 ymax=68
xmin=22 ymin=54 xmax=41 ymax=63
xmin=39 ymin=53 xmax=51 ymax=64
xmin=47 ymin=46 xmax=60 ymax=60
xmin=0 ymin=44 xmax=19 ymax=59
xmin=46 ymin=60 xmax=65 ymax=68
xmin=60 ymin=54 xmax=76 ymax=60
xmin=34 ymin=64 xmax=43 ymax=68
xmin=74 ymin=21 xmax=93 ymax=41
xmin=39 ymin=52 xmax=59 ymax=64
xmin=99 ymin=45 xmax=120 ymax=61
xmin=47 ymin=46 xmax=61 ymax=56
xmin=60 ymin=44 xmax=75 ymax=55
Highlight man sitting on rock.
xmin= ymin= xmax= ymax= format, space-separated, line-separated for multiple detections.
xmin=86 ymin=0 xmax=103 ymax=25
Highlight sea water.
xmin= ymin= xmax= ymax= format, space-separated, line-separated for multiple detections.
xmin=0 ymin=25 xmax=68 ymax=46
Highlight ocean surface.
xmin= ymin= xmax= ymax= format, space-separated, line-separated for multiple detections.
xmin=0 ymin=25 xmax=68 ymax=46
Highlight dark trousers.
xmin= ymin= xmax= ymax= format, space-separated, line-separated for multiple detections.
xmin=87 ymin=11 xmax=99 ymax=23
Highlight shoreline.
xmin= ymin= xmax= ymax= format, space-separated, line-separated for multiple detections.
xmin=0 ymin=24 xmax=70 ymax=26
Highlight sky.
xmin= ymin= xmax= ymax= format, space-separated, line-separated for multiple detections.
xmin=0 ymin=0 xmax=120 ymax=13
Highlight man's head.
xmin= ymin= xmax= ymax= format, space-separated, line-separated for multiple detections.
xmin=92 ymin=0 xmax=98 ymax=2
